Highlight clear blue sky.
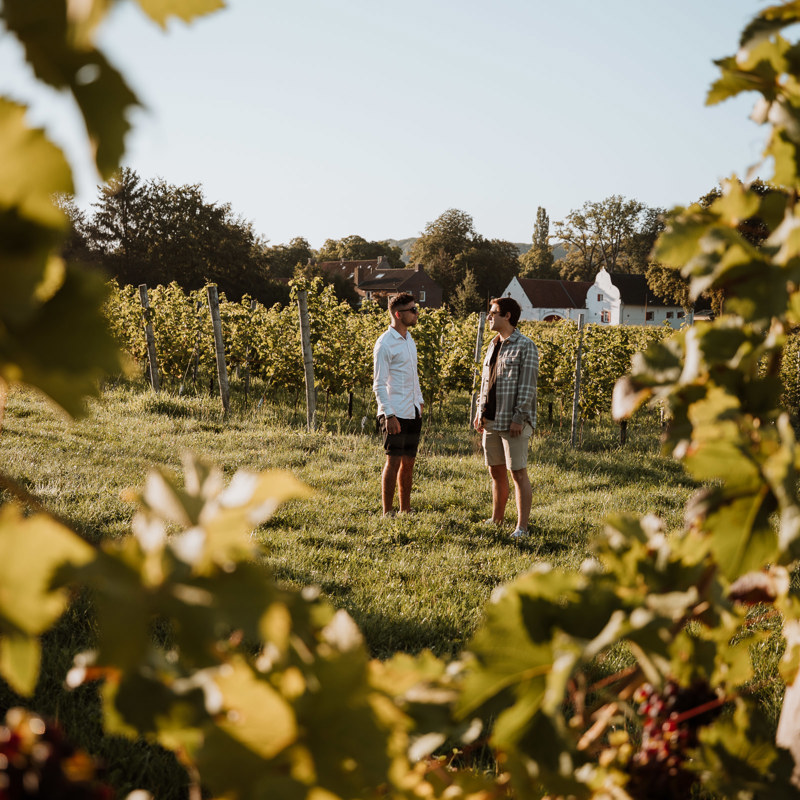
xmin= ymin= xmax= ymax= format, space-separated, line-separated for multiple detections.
xmin=0 ymin=0 xmax=768 ymax=248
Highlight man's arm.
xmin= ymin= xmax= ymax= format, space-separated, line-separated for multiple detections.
xmin=372 ymin=340 xmax=395 ymax=418
xmin=511 ymin=340 xmax=539 ymax=429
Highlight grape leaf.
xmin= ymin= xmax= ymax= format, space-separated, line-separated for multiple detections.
xmin=0 ymin=99 xmax=71 ymax=227
xmin=0 ymin=504 xmax=94 ymax=637
xmin=134 ymin=0 xmax=226 ymax=28
xmin=0 ymin=634 xmax=40 ymax=697
xmin=0 ymin=264 xmax=124 ymax=415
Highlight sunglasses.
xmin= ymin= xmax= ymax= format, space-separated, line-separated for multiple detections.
xmin=400 ymin=306 xmax=419 ymax=314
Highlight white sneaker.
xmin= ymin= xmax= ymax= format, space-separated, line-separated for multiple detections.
xmin=510 ymin=528 xmax=528 ymax=539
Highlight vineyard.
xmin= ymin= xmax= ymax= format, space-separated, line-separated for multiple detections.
xmin=105 ymin=277 xmax=668 ymax=424
xmin=106 ymin=277 xmax=800 ymax=425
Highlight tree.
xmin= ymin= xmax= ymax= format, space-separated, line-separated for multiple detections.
xmin=555 ymin=195 xmax=647 ymax=281
xmin=453 ymin=238 xmax=520 ymax=302
xmin=450 ymin=269 xmax=483 ymax=317
xmin=84 ymin=167 xmax=146 ymax=285
xmin=408 ymin=209 xmax=479 ymax=299
xmin=54 ymin=194 xmax=96 ymax=265
xmin=619 ymin=205 xmax=666 ymax=274
xmin=263 ymin=237 xmax=313 ymax=280
xmin=519 ymin=206 xmax=558 ymax=278
xmin=84 ymin=170 xmax=272 ymax=302
xmin=315 ymin=234 xmax=404 ymax=267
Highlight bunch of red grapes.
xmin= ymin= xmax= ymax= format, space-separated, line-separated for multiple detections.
xmin=625 ymin=679 xmax=722 ymax=800
xmin=0 ymin=708 xmax=113 ymax=800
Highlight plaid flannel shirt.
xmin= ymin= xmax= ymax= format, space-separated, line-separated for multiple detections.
xmin=478 ymin=328 xmax=539 ymax=431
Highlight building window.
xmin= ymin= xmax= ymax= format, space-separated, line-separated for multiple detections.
xmin=646 ymin=311 xmax=654 ymax=321
xmin=365 ymin=291 xmax=372 ymax=299
xmin=419 ymin=290 xmax=426 ymax=302
xmin=666 ymin=311 xmax=674 ymax=319
xmin=601 ymin=310 xmax=610 ymax=323
xmin=597 ymin=293 xmax=603 ymax=301
xmin=677 ymin=310 xmax=685 ymax=319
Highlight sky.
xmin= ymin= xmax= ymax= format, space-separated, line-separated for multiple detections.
xmin=0 ymin=0 xmax=771 ymax=249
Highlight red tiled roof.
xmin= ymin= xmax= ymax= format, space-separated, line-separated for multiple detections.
xmin=516 ymin=278 xmax=593 ymax=308
xmin=358 ymin=269 xmax=417 ymax=290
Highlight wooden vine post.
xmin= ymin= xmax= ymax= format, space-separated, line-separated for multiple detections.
xmin=469 ymin=311 xmax=486 ymax=425
xmin=206 ymin=284 xmax=230 ymax=415
xmin=297 ymin=289 xmax=317 ymax=431
xmin=138 ymin=284 xmax=160 ymax=393
xmin=570 ymin=313 xmax=584 ymax=448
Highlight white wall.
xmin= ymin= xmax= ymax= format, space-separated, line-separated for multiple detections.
xmin=586 ymin=269 xmax=620 ymax=324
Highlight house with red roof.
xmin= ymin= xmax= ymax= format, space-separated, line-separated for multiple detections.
xmin=316 ymin=256 xmax=443 ymax=308
xmin=502 ymin=268 xmax=690 ymax=328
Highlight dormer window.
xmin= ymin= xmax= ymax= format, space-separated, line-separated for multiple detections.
xmin=597 ymin=293 xmax=603 ymax=301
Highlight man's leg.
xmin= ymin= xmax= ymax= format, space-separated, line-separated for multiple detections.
xmin=510 ymin=467 xmax=532 ymax=532
xmin=397 ymin=455 xmax=416 ymax=513
xmin=382 ymin=455 xmax=401 ymax=515
xmin=489 ymin=464 xmax=509 ymax=523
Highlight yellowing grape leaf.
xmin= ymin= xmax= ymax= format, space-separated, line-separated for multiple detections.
xmin=0 ymin=99 xmax=71 ymax=227
xmin=215 ymin=656 xmax=297 ymax=758
xmin=0 ymin=633 xmax=40 ymax=696
xmin=0 ymin=504 xmax=94 ymax=636
xmin=202 ymin=470 xmax=312 ymax=565
xmin=135 ymin=0 xmax=226 ymax=28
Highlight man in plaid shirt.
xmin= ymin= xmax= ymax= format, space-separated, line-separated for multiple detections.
xmin=473 ymin=296 xmax=538 ymax=539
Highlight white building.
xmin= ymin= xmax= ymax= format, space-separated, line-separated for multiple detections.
xmin=502 ymin=268 xmax=690 ymax=329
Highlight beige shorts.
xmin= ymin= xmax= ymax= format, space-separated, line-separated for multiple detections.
xmin=483 ymin=420 xmax=533 ymax=471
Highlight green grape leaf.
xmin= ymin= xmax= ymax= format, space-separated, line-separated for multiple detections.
xmin=301 ymin=641 xmax=395 ymax=797
xmin=653 ymin=208 xmax=711 ymax=267
xmin=740 ymin=5 xmax=800 ymax=49
xmin=71 ymin=50 xmax=139 ymax=179
xmin=110 ymin=671 xmax=208 ymax=740
xmin=0 ymin=264 xmax=124 ymax=416
xmin=134 ymin=0 xmax=226 ymax=28
xmin=196 ymin=727 xmax=307 ymax=800
xmin=0 ymin=504 xmax=94 ymax=636
xmin=0 ymin=211 xmax=66 ymax=327
xmin=0 ymin=99 xmax=71 ymax=227
xmin=769 ymin=130 xmax=800 ymax=188
xmin=1 ymin=1 xmax=139 ymax=178
xmin=705 ymin=489 xmax=777 ymax=579
xmin=699 ymin=700 xmax=797 ymax=799
xmin=0 ymin=634 xmax=40 ymax=697
xmin=457 ymin=589 xmax=554 ymax=718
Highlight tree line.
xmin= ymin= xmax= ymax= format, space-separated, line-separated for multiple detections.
xmin=63 ymin=169 xmax=775 ymax=318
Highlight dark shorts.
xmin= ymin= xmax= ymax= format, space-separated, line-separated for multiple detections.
xmin=379 ymin=412 xmax=422 ymax=457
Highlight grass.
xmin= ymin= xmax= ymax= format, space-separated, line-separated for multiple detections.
xmin=0 ymin=379 xmax=696 ymax=660
xmin=0 ymin=379 xmax=699 ymax=797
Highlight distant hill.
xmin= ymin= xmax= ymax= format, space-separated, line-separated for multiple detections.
xmin=385 ymin=238 xmax=566 ymax=264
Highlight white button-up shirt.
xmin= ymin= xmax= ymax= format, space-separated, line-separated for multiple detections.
xmin=373 ymin=326 xmax=424 ymax=420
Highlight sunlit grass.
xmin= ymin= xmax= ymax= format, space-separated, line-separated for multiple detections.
xmin=0 ymin=380 xmax=698 ymax=797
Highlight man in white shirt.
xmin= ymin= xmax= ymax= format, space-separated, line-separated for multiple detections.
xmin=373 ymin=293 xmax=425 ymax=516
